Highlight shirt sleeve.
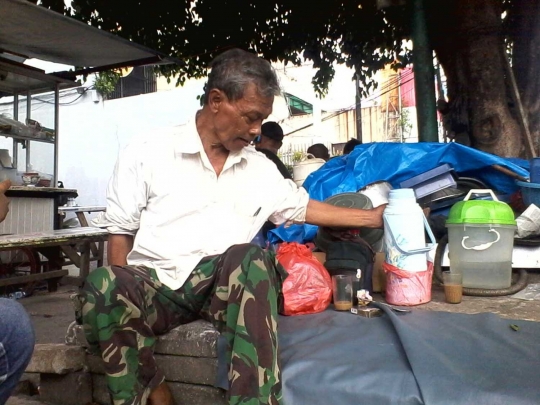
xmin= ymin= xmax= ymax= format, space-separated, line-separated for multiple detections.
xmin=267 ymin=177 xmax=310 ymax=225
xmin=91 ymin=142 xmax=148 ymax=234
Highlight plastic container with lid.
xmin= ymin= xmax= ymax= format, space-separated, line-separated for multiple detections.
xmin=446 ymin=189 xmax=517 ymax=289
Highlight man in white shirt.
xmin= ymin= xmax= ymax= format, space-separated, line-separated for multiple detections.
xmin=82 ymin=48 xmax=384 ymax=405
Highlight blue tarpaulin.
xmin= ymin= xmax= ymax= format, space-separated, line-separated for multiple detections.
xmin=269 ymin=142 xmax=529 ymax=243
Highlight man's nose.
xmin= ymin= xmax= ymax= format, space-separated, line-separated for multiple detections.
xmin=249 ymin=125 xmax=261 ymax=139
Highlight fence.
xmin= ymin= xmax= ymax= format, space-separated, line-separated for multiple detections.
xmin=278 ymin=142 xmax=341 ymax=167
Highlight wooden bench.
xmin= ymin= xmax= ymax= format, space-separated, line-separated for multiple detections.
xmin=58 ymin=206 xmax=107 ymax=266
xmin=0 ymin=227 xmax=108 ymax=291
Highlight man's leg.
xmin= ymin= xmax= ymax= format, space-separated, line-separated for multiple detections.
xmin=0 ymin=298 xmax=35 ymax=404
xmin=80 ymin=244 xmax=284 ymax=405
xmin=181 ymin=244 xmax=285 ymax=405
xmin=79 ymin=265 xmax=198 ymax=405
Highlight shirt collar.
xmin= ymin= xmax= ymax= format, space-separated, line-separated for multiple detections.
xmin=174 ymin=118 xmax=204 ymax=155
xmin=175 ymin=115 xmax=250 ymax=165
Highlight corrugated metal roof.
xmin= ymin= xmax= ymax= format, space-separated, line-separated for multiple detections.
xmin=0 ymin=0 xmax=181 ymax=71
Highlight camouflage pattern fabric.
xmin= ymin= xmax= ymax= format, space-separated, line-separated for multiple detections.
xmin=79 ymin=244 xmax=286 ymax=405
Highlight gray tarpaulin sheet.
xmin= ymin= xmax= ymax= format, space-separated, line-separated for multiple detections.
xmin=278 ymin=307 xmax=540 ymax=405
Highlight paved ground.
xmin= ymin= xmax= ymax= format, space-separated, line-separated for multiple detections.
xmin=21 ymin=285 xmax=79 ymax=344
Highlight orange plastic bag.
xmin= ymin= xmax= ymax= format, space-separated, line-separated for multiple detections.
xmin=276 ymin=242 xmax=332 ymax=316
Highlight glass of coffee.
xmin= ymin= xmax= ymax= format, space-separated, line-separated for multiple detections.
xmin=332 ymin=274 xmax=353 ymax=311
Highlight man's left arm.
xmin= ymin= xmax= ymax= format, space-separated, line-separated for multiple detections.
xmin=305 ymin=199 xmax=385 ymax=229
xmin=266 ymin=174 xmax=384 ymax=229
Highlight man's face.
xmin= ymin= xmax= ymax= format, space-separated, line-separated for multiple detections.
xmin=210 ymin=83 xmax=274 ymax=152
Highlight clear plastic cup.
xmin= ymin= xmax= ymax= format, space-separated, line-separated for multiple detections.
xmin=332 ymin=275 xmax=353 ymax=311
xmin=443 ymin=271 xmax=463 ymax=304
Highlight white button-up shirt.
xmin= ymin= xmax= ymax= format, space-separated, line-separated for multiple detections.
xmin=94 ymin=119 xmax=309 ymax=290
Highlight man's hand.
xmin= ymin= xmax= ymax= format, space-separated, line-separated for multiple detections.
xmin=0 ymin=179 xmax=12 ymax=223
xmin=370 ymin=204 xmax=386 ymax=228
xmin=305 ymin=199 xmax=386 ymax=229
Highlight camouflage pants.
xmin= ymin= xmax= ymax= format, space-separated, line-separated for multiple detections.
xmin=79 ymin=244 xmax=285 ymax=405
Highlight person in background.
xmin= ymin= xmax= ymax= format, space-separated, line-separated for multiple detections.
xmin=254 ymin=121 xmax=292 ymax=180
xmin=255 ymin=122 xmax=292 ymax=242
xmin=85 ymin=48 xmax=384 ymax=405
xmin=0 ymin=179 xmax=35 ymax=405
xmin=307 ymin=143 xmax=330 ymax=161
xmin=343 ymin=138 xmax=361 ymax=155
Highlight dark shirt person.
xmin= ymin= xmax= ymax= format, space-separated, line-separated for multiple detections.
xmin=254 ymin=121 xmax=292 ymax=179
xmin=307 ymin=143 xmax=330 ymax=161
xmin=343 ymin=138 xmax=361 ymax=155
xmin=255 ymin=122 xmax=292 ymax=240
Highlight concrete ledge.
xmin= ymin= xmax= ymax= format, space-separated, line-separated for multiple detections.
xmin=40 ymin=372 xmax=92 ymax=405
xmin=92 ymin=375 xmax=227 ymax=405
xmin=155 ymin=320 xmax=219 ymax=357
xmin=86 ymin=354 xmax=218 ymax=386
xmin=26 ymin=321 xmax=222 ymax=404
xmin=26 ymin=344 xmax=86 ymax=374
xmin=74 ymin=319 xmax=219 ymax=358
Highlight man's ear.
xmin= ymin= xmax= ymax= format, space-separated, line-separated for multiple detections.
xmin=208 ymin=89 xmax=225 ymax=113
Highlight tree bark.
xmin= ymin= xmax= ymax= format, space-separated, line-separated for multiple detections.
xmin=510 ymin=0 xmax=540 ymax=156
xmin=428 ymin=0 xmax=523 ymax=157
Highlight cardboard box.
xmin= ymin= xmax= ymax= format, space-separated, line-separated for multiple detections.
xmin=312 ymin=251 xmax=326 ymax=266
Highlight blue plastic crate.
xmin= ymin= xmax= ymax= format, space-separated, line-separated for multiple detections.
xmin=400 ymin=164 xmax=456 ymax=199
xmin=516 ymin=180 xmax=540 ymax=207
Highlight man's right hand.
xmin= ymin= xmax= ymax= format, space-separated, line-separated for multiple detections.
xmin=0 ymin=179 xmax=12 ymax=223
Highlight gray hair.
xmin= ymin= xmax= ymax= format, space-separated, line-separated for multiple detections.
xmin=203 ymin=48 xmax=281 ymax=104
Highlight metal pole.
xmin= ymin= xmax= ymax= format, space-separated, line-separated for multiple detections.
xmin=398 ymin=72 xmax=403 ymax=143
xmin=435 ymin=63 xmax=448 ymax=143
xmin=54 ymin=84 xmax=59 ymax=187
xmin=411 ymin=0 xmax=438 ymax=142
xmin=13 ymin=94 xmax=18 ymax=170
xmin=435 ymin=63 xmax=445 ymax=101
xmin=26 ymin=91 xmax=31 ymax=172
xmin=355 ymin=74 xmax=363 ymax=142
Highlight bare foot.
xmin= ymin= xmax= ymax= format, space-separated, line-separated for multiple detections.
xmin=148 ymin=381 xmax=174 ymax=405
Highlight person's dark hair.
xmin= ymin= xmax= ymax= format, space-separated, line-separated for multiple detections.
xmin=307 ymin=143 xmax=330 ymax=161
xmin=343 ymin=138 xmax=361 ymax=155
xmin=261 ymin=121 xmax=284 ymax=142
xmin=203 ymin=48 xmax=281 ymax=104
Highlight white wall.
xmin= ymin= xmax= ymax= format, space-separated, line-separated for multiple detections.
xmin=0 ymin=60 xmax=360 ymax=210
xmin=0 ymin=78 xmax=210 ymax=206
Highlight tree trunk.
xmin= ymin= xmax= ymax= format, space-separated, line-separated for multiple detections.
xmin=510 ymin=0 xmax=540 ymax=156
xmin=428 ymin=0 xmax=523 ymax=157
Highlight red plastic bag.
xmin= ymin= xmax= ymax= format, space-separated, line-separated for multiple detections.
xmin=276 ymin=242 xmax=332 ymax=316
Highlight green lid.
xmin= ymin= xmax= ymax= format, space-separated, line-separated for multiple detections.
xmin=446 ymin=199 xmax=516 ymax=226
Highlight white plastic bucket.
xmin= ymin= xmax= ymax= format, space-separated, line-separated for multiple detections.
xmin=383 ymin=189 xmax=435 ymax=272
xmin=293 ymin=154 xmax=326 ymax=186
